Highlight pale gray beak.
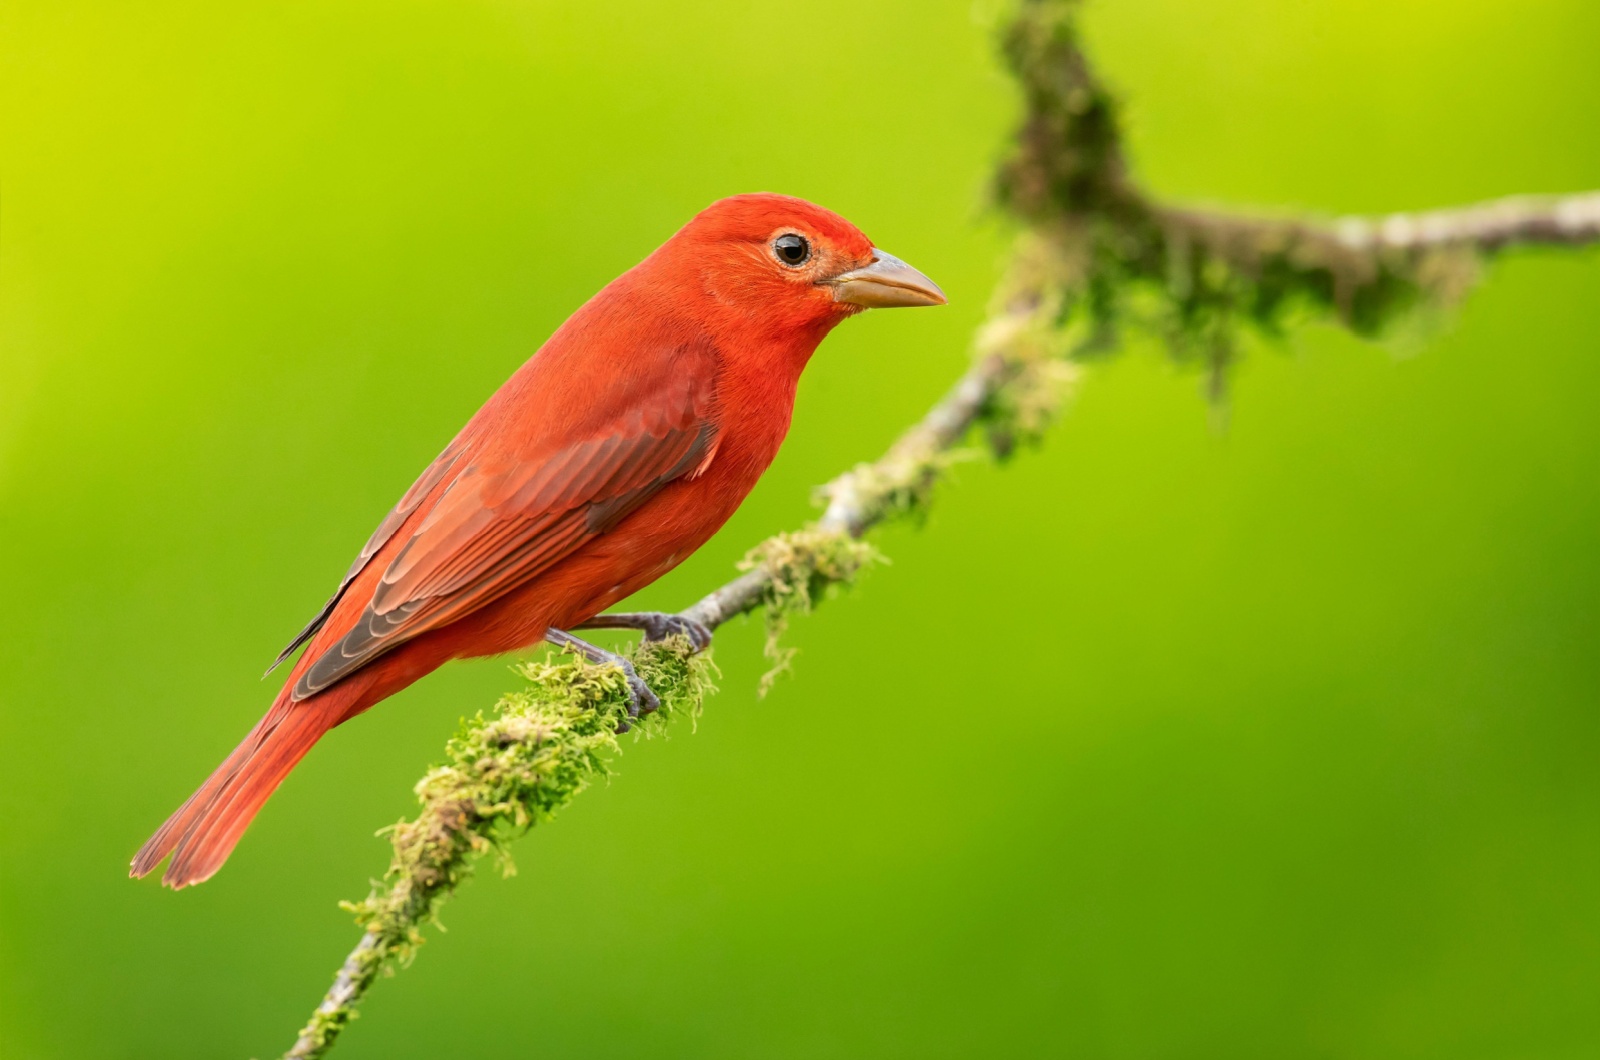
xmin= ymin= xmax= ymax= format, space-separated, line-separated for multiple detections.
xmin=825 ymin=249 xmax=947 ymax=309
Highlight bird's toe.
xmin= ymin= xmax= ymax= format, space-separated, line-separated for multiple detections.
xmin=624 ymin=672 xmax=661 ymax=718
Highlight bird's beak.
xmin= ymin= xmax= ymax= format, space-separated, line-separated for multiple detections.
xmin=824 ymin=249 xmax=947 ymax=309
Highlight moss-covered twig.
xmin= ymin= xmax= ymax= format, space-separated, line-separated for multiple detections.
xmin=284 ymin=643 xmax=714 ymax=1059
xmin=284 ymin=3 xmax=1600 ymax=1056
xmin=282 ymin=291 xmax=1071 ymax=1059
xmin=998 ymin=0 xmax=1600 ymax=397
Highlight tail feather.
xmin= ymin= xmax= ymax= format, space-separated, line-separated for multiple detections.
xmin=128 ymin=699 xmax=293 ymax=881
xmin=131 ymin=689 xmax=351 ymax=889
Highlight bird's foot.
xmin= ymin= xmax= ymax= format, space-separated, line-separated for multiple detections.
xmin=545 ymin=627 xmax=662 ymax=728
xmin=573 ymin=611 xmax=713 ymax=652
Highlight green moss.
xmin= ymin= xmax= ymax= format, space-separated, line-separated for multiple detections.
xmin=972 ymin=284 xmax=1083 ymax=456
xmin=738 ymin=527 xmax=882 ymax=695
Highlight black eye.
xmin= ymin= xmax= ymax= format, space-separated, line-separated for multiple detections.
xmin=773 ymin=233 xmax=810 ymax=267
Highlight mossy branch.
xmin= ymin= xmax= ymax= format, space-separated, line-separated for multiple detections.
xmin=284 ymin=2 xmax=1600 ymax=1056
xmin=283 ymin=642 xmax=714 ymax=1059
xmin=282 ymin=293 xmax=1072 ymax=1059
xmin=998 ymin=0 xmax=1600 ymax=396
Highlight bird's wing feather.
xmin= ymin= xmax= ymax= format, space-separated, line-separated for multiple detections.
xmin=288 ymin=339 xmax=720 ymax=700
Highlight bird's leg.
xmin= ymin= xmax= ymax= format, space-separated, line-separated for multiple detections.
xmin=573 ymin=612 xmax=713 ymax=653
xmin=545 ymin=627 xmax=661 ymax=725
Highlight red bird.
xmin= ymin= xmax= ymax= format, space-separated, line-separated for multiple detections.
xmin=132 ymin=193 xmax=945 ymax=888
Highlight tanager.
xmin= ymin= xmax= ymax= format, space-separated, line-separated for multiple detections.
xmin=132 ymin=193 xmax=945 ymax=888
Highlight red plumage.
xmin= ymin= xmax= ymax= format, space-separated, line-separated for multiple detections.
xmin=132 ymin=193 xmax=944 ymax=888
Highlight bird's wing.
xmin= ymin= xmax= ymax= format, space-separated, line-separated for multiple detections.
xmin=283 ymin=339 xmax=721 ymax=700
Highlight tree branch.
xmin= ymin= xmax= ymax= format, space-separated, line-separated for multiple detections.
xmin=1320 ymin=191 xmax=1600 ymax=252
xmin=283 ymin=2 xmax=1600 ymax=1056
xmin=281 ymin=294 xmax=1071 ymax=1060
xmin=994 ymin=0 xmax=1600 ymax=401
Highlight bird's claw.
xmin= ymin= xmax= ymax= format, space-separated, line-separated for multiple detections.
xmin=574 ymin=611 xmax=713 ymax=653
xmin=640 ymin=614 xmax=713 ymax=652
xmin=620 ymin=664 xmax=661 ymax=719
xmin=613 ymin=669 xmax=662 ymax=734
xmin=545 ymin=626 xmax=662 ymax=731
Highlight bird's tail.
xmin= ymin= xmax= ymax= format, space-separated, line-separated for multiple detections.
xmin=130 ymin=682 xmax=359 ymax=889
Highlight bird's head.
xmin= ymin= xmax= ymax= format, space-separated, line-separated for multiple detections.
xmin=662 ymin=193 xmax=946 ymax=336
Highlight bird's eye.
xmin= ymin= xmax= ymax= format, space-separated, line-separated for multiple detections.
xmin=773 ymin=233 xmax=811 ymax=267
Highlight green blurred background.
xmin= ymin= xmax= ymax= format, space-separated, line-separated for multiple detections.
xmin=4 ymin=0 xmax=1598 ymax=1056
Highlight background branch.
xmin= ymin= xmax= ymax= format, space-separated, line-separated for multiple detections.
xmin=1313 ymin=192 xmax=1600 ymax=252
xmin=997 ymin=0 xmax=1600 ymax=400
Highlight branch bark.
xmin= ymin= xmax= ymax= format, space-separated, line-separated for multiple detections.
xmin=1321 ymin=191 xmax=1600 ymax=252
xmin=284 ymin=934 xmax=379 ymax=1060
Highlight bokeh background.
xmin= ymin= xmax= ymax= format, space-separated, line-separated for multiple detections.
xmin=4 ymin=1 xmax=1599 ymax=1056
